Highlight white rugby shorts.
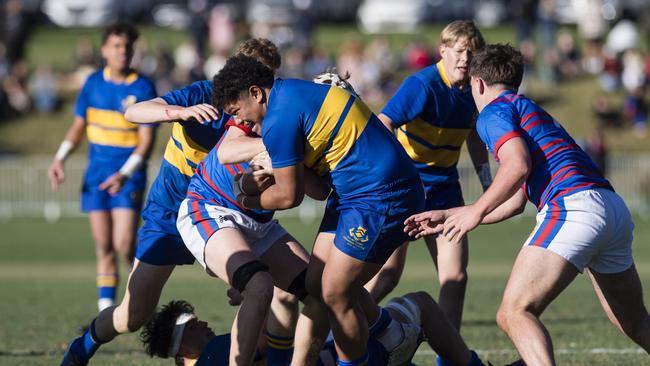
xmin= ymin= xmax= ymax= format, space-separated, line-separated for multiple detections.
xmin=524 ymin=188 xmax=634 ymax=273
xmin=177 ymin=198 xmax=288 ymax=272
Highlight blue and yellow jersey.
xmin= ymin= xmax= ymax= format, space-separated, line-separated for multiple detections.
xmin=194 ymin=334 xmax=231 ymax=366
xmin=144 ymin=80 xmax=230 ymax=213
xmin=262 ymin=79 xmax=420 ymax=201
xmin=75 ymin=67 xmax=157 ymax=165
xmin=381 ymin=62 xmax=476 ymax=185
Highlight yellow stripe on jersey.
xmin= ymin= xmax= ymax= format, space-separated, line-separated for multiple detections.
xmin=304 ymin=86 xmax=351 ymax=169
xmin=314 ymin=99 xmax=371 ymax=175
xmin=86 ymin=107 xmax=139 ymax=130
xmin=397 ymin=118 xmax=471 ymax=168
xmin=162 ymin=123 xmax=210 ymax=177
xmin=86 ymin=125 xmax=139 ymax=147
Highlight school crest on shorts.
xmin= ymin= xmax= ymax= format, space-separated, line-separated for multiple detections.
xmin=343 ymin=225 xmax=369 ymax=249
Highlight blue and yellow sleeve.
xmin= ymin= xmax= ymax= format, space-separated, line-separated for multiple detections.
xmin=161 ymin=80 xmax=212 ymax=107
xmin=263 ymin=113 xmax=305 ymax=169
xmin=74 ymin=77 xmax=93 ymax=119
xmin=381 ymin=76 xmax=433 ymax=128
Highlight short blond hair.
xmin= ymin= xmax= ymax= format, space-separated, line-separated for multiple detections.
xmin=235 ymin=38 xmax=281 ymax=71
xmin=440 ymin=20 xmax=485 ymax=52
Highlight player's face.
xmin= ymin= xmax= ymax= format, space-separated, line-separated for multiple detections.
xmin=224 ymin=88 xmax=266 ymax=127
xmin=101 ymin=34 xmax=134 ymax=73
xmin=440 ymin=39 xmax=472 ymax=85
xmin=181 ymin=318 xmax=216 ymax=358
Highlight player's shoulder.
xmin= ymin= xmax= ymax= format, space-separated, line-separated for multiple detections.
xmin=81 ymin=68 xmax=106 ymax=87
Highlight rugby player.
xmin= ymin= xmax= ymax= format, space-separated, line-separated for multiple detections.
xmin=48 ymin=22 xmax=157 ymax=311
xmin=405 ymin=44 xmax=650 ymax=365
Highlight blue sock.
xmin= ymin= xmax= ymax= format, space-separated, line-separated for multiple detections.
xmin=97 ymin=274 xmax=117 ymax=309
xmin=337 ymin=352 xmax=368 ymax=366
xmin=437 ymin=351 xmax=485 ymax=366
xmin=368 ymin=308 xmax=392 ymax=338
xmin=266 ymin=332 xmax=294 ymax=366
xmin=71 ymin=319 xmax=102 ymax=361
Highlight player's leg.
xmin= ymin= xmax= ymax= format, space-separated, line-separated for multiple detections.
xmin=364 ymin=243 xmax=409 ymax=302
xmin=589 ymin=266 xmax=650 ymax=352
xmin=88 ymin=211 xmax=117 ymax=311
xmin=266 ymin=288 xmax=299 ymax=366
xmin=61 ymin=260 xmax=174 ymax=366
xmin=496 ymin=246 xmax=578 ymax=366
xmin=260 ymin=232 xmax=329 ymax=366
xmin=110 ymin=208 xmax=139 ymax=269
xmin=425 ymin=233 xmax=469 ymax=330
xmin=203 ymin=227 xmax=274 ymax=366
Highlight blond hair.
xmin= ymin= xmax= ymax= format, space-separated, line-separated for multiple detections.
xmin=440 ymin=20 xmax=485 ymax=52
xmin=235 ymin=38 xmax=281 ymax=71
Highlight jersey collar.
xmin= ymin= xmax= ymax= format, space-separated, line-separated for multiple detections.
xmin=436 ymin=61 xmax=452 ymax=88
xmin=103 ymin=67 xmax=138 ymax=85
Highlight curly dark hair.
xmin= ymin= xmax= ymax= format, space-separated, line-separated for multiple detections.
xmin=140 ymin=300 xmax=195 ymax=359
xmin=469 ymin=43 xmax=524 ymax=90
xmin=102 ymin=22 xmax=139 ymax=45
xmin=212 ymin=54 xmax=275 ymax=110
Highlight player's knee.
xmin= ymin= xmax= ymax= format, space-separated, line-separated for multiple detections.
xmin=321 ymin=280 xmax=352 ymax=311
xmin=274 ymin=287 xmax=299 ymax=306
xmin=233 ymin=260 xmax=273 ymax=303
xmin=287 ymin=269 xmax=308 ymax=302
xmin=495 ymin=305 xmax=510 ymax=333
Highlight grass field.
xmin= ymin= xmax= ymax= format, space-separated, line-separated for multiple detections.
xmin=1 ymin=216 xmax=649 ymax=365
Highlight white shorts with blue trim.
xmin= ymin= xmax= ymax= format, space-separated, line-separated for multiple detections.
xmin=177 ymin=198 xmax=288 ymax=273
xmin=524 ymin=188 xmax=634 ymax=273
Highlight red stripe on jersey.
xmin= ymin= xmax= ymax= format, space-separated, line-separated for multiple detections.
xmin=200 ymin=164 xmax=248 ymax=211
xmin=224 ymin=164 xmax=237 ymax=176
xmin=191 ymin=199 xmax=215 ymax=236
xmin=494 ymin=131 xmax=524 ymax=161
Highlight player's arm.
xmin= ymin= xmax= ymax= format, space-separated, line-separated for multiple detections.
xmin=466 ymin=128 xmax=492 ymax=191
xmin=377 ymin=113 xmax=396 ymax=134
xmin=217 ymin=126 xmax=265 ymax=164
xmin=47 ymin=116 xmax=86 ymax=191
xmin=99 ymin=124 xmax=157 ymax=195
xmin=124 ymin=97 xmax=219 ymax=124
xmin=304 ymin=168 xmax=330 ymax=200
xmin=441 ymin=137 xmax=531 ymax=242
xmin=480 ymin=188 xmax=527 ymax=224
xmin=239 ymin=164 xmax=305 ymax=210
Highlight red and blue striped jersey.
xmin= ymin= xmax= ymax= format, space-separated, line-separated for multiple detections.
xmin=477 ymin=90 xmax=612 ymax=210
xmin=186 ymin=122 xmax=274 ymax=223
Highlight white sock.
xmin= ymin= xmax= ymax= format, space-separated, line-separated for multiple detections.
xmin=97 ymin=298 xmax=114 ymax=311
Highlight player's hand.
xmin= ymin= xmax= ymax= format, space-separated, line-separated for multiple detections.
xmin=177 ymin=104 xmax=220 ymax=124
xmin=250 ymin=151 xmax=272 ymax=174
xmin=47 ymin=159 xmax=65 ymax=192
xmin=235 ymin=170 xmax=274 ymax=196
xmin=403 ymin=209 xmax=448 ymax=239
xmin=442 ymin=204 xmax=483 ymax=243
xmin=99 ymin=173 xmax=128 ymax=195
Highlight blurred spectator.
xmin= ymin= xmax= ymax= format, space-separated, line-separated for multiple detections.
xmin=592 ymin=94 xmax=621 ymax=127
xmin=188 ymin=0 xmax=210 ymax=58
xmin=556 ymin=30 xmax=581 ymax=80
xmin=303 ymin=46 xmax=333 ymax=78
xmin=2 ymin=0 xmax=30 ymax=64
xmin=537 ymin=0 xmax=558 ymax=84
xmin=575 ymin=0 xmax=608 ymax=42
xmin=510 ymin=0 xmax=539 ymax=44
xmin=599 ymin=49 xmax=621 ymax=92
xmin=621 ymin=49 xmax=647 ymax=137
xmin=174 ymin=39 xmax=201 ymax=83
xmin=28 ymin=64 xmax=59 ymax=112
xmin=209 ymin=4 xmax=236 ymax=56
xmin=337 ymin=37 xmax=366 ymax=93
xmin=583 ymin=128 xmax=608 ymax=175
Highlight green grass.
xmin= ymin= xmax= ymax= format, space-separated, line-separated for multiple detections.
xmin=1 ymin=216 xmax=649 ymax=365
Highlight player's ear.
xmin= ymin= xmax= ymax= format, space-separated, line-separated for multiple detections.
xmin=478 ymin=78 xmax=485 ymax=95
xmin=250 ymin=86 xmax=266 ymax=104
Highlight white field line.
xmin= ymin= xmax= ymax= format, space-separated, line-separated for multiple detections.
xmin=414 ymin=348 xmax=646 ymax=356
